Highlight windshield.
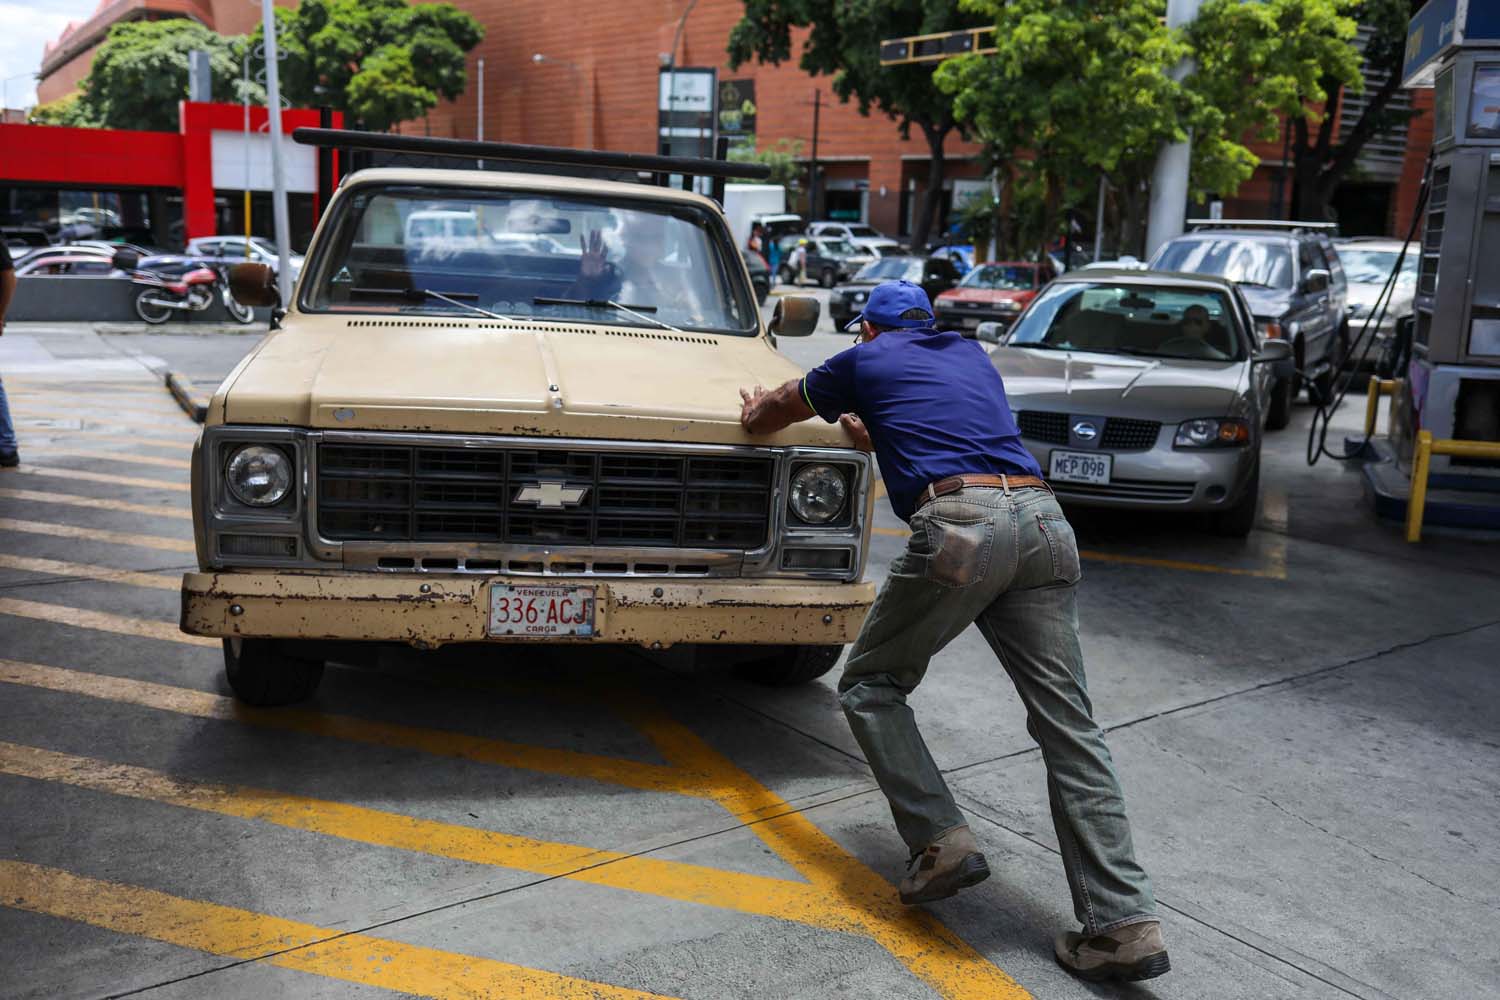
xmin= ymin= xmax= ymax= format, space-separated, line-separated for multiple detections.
xmin=817 ymin=238 xmax=858 ymax=256
xmin=961 ymin=264 xmax=1036 ymax=291
xmin=1007 ymin=282 xmax=1245 ymax=361
xmin=855 ymin=257 xmax=922 ymax=282
xmin=848 ymin=225 xmax=882 ymax=239
xmin=1339 ymin=247 xmax=1416 ymax=284
xmin=303 ymin=185 xmax=758 ymax=334
xmin=1153 ymin=238 xmax=1294 ymax=290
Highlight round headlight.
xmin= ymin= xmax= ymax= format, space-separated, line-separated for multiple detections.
xmin=226 ymin=445 xmax=292 ymax=506
xmin=789 ymin=464 xmax=849 ymax=524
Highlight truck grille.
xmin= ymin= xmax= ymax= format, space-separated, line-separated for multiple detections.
xmin=317 ymin=444 xmax=773 ymax=549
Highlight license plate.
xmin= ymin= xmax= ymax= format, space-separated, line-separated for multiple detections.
xmin=488 ymin=584 xmax=595 ymax=637
xmin=1049 ymin=450 xmax=1112 ymax=484
xmin=961 ymin=316 xmax=979 ymax=328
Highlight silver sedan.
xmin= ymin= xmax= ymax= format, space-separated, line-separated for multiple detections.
xmin=976 ymin=269 xmax=1294 ymax=536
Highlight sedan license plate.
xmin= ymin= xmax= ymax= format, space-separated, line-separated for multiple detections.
xmin=1049 ymin=450 xmax=1112 ymax=485
xmin=488 ymin=585 xmax=595 ymax=637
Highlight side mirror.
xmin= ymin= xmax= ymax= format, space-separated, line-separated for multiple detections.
xmin=769 ymin=295 xmax=820 ymax=337
xmin=110 ymin=248 xmax=139 ymax=272
xmin=1302 ymin=268 xmax=1330 ymax=293
xmin=229 ymin=262 xmax=279 ymax=307
xmin=975 ymin=321 xmax=1004 ymax=344
xmin=1253 ymin=338 xmax=1295 ymax=378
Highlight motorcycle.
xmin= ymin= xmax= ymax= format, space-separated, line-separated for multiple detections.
xmin=113 ymin=250 xmax=255 ymax=325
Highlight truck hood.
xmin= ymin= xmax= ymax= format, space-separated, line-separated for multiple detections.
xmin=936 ymin=287 xmax=1035 ymax=306
xmin=1237 ymin=284 xmax=1293 ymax=319
xmin=992 ymin=346 xmax=1246 ymax=421
xmin=213 ymin=315 xmax=850 ymax=447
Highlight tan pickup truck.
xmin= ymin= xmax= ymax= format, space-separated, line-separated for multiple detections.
xmin=181 ymin=153 xmax=875 ymax=705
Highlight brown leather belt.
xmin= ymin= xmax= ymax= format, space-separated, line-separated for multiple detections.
xmin=917 ymin=473 xmax=1052 ymax=509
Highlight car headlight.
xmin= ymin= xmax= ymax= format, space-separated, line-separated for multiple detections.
xmin=789 ymin=464 xmax=849 ymax=524
xmin=1174 ymin=418 xmax=1251 ymax=448
xmin=851 ymin=291 xmax=868 ymax=303
xmin=226 ymin=444 xmax=293 ymax=506
xmin=1256 ymin=319 xmax=1283 ymax=340
xmin=999 ymin=300 xmax=1022 ymax=311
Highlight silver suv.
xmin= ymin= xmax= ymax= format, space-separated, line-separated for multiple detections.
xmin=1150 ymin=222 xmax=1347 ymax=429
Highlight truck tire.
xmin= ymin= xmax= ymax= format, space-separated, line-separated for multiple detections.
xmin=820 ymin=266 xmax=836 ymax=288
xmin=734 ymin=644 xmax=843 ymax=686
xmin=1266 ymin=375 xmax=1294 ymax=430
xmin=1209 ymin=461 xmax=1259 ymax=537
xmin=223 ymin=637 xmax=325 ymax=706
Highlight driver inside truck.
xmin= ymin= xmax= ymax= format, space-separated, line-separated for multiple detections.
xmin=569 ymin=212 xmax=706 ymax=325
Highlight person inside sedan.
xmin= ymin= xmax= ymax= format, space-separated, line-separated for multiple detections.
xmin=1161 ymin=303 xmax=1233 ymax=360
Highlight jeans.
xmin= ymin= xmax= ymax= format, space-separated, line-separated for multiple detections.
xmin=0 ymin=374 xmax=15 ymax=452
xmin=838 ymin=485 xmax=1156 ymax=933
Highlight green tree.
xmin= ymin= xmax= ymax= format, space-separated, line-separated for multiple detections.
xmin=938 ymin=0 xmax=1234 ymax=258
xmin=727 ymin=138 xmax=806 ymax=188
xmin=728 ymin=1 xmax=988 ymax=248
xmin=1189 ymin=0 xmax=1411 ymax=221
xmin=61 ymin=19 xmax=262 ymax=131
xmin=28 ymin=93 xmax=92 ymax=127
xmin=250 ymin=0 xmax=483 ymax=132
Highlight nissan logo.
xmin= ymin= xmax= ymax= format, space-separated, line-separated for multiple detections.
xmin=1071 ymin=421 xmax=1099 ymax=441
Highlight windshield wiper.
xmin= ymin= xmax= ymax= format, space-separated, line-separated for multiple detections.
xmin=350 ymin=287 xmax=516 ymax=322
xmin=532 ymin=297 xmax=684 ymax=334
xmin=1013 ymin=341 xmax=1069 ymax=350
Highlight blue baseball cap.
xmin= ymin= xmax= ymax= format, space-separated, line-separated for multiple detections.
xmin=842 ymin=279 xmax=935 ymax=332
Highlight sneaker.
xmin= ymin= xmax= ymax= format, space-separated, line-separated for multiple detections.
xmin=898 ymin=825 xmax=990 ymax=904
xmin=1054 ymin=919 xmax=1170 ymax=982
xmin=0 ymin=450 xmax=18 ymax=468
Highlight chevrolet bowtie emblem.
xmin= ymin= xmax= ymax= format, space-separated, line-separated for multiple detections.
xmin=514 ymin=481 xmax=589 ymax=509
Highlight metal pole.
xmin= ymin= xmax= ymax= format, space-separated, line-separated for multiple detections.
xmin=243 ymin=49 xmax=252 ymax=257
xmin=810 ymin=89 xmax=821 ymax=221
xmin=260 ymin=0 xmax=292 ymax=305
xmin=1144 ymin=0 xmax=1201 ymax=259
xmin=1093 ymin=175 xmax=1107 ymax=261
xmin=477 ymin=57 xmax=485 ymax=168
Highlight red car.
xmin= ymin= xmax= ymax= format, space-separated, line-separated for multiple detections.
xmin=934 ymin=262 xmax=1055 ymax=333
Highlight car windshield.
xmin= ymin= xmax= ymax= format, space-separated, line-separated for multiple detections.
xmin=1339 ymin=247 xmax=1416 ymax=284
xmin=1007 ymin=282 xmax=1245 ymax=361
xmin=303 ymin=185 xmax=758 ymax=335
xmin=818 ymin=238 xmax=857 ymax=256
xmin=854 ymin=257 xmax=922 ymax=282
xmin=848 ymin=225 xmax=881 ymax=238
xmin=961 ymin=265 xmax=1036 ymax=290
xmin=1152 ymin=238 xmax=1294 ymax=290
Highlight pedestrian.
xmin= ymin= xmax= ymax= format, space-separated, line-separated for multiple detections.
xmin=788 ymin=237 xmax=809 ymax=286
xmin=0 ymin=241 xmax=18 ymax=468
xmin=737 ymin=279 xmax=1168 ymax=983
xmin=747 ymin=222 xmax=767 ymax=266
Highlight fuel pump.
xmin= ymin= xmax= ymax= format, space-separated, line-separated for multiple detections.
xmin=1363 ymin=1 xmax=1500 ymax=528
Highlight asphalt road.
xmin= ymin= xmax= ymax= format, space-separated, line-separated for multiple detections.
xmin=1 ymin=312 xmax=1497 ymax=1000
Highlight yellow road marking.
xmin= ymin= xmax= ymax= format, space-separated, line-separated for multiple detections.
xmin=18 ymin=417 xmax=199 ymax=439
xmin=0 ymin=555 xmax=179 ymax=590
xmin=0 ymin=516 xmax=194 ymax=552
xmin=0 ymin=660 xmax=697 ymax=796
xmin=0 ymin=861 xmax=676 ymax=1000
xmin=0 ymin=487 xmax=190 ymax=519
xmin=7 ymin=381 xmax=162 ymax=394
xmin=618 ymin=699 xmax=1032 ymax=1000
xmin=20 ymin=431 xmax=194 ymax=451
xmin=31 ymin=449 xmax=192 ymax=470
xmin=0 ymin=601 xmax=215 ymax=646
xmin=10 ymin=397 xmax=191 ymax=419
xmin=871 ymin=525 xmax=908 ymax=537
xmin=0 ymin=741 xmax=835 ymax=929
xmin=11 ymin=465 xmax=189 ymax=491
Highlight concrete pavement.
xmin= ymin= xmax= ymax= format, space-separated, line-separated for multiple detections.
xmin=1 ymin=316 xmax=1498 ymax=999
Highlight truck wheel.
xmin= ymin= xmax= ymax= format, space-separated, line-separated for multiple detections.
xmin=734 ymin=645 xmax=843 ymax=686
xmin=134 ymin=289 xmax=173 ymax=325
xmin=1266 ymin=376 xmax=1294 ymax=430
xmin=223 ymin=637 xmax=325 ymax=706
xmin=820 ymin=267 xmax=836 ymax=288
xmin=1209 ymin=461 xmax=1259 ymax=537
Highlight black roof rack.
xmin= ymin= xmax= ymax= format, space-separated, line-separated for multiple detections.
xmin=293 ymin=127 xmax=770 ymax=214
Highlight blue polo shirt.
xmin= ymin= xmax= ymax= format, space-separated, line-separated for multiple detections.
xmin=801 ymin=326 xmax=1041 ymax=521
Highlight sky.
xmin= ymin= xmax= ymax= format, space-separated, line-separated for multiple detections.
xmin=0 ymin=0 xmax=102 ymax=109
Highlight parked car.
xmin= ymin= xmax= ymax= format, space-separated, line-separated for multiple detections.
xmin=976 ymin=268 xmax=1294 ymax=536
xmin=775 ymin=235 xmax=873 ymax=287
xmin=753 ymin=213 xmax=805 ymax=243
xmin=13 ymin=243 xmax=125 ymax=271
xmin=185 ymin=235 xmax=305 ymax=280
xmin=827 ymin=255 xmax=964 ymax=328
xmin=185 ymin=152 xmax=876 ymax=705
xmin=807 ymin=221 xmax=901 ymax=258
xmin=933 ymin=261 xmax=1055 ymax=333
xmin=1333 ymin=236 xmax=1417 ymax=368
xmin=1149 ymin=221 xmax=1347 ymax=429
xmin=2 ymin=227 xmax=52 ymax=253
xmin=13 ymin=250 xmax=117 ymax=276
xmin=741 ymin=246 xmax=771 ymax=305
